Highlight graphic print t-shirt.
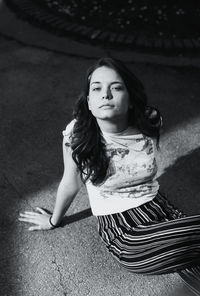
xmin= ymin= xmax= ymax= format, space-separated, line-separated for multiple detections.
xmin=63 ymin=120 xmax=159 ymax=216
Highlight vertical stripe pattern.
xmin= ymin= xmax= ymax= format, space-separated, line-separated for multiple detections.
xmin=96 ymin=192 xmax=200 ymax=294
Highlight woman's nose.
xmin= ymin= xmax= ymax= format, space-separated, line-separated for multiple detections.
xmin=102 ymin=88 xmax=112 ymax=100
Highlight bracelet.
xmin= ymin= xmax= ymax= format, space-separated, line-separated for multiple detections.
xmin=49 ymin=216 xmax=59 ymax=229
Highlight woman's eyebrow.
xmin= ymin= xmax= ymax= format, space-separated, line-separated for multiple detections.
xmin=110 ymin=81 xmax=123 ymax=85
xmin=90 ymin=81 xmax=101 ymax=85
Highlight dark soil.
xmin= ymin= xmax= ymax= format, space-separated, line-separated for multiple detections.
xmin=43 ymin=0 xmax=200 ymax=39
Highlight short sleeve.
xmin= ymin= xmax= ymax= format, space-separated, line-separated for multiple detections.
xmin=62 ymin=119 xmax=76 ymax=146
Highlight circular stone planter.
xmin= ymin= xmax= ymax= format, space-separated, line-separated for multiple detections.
xmin=5 ymin=0 xmax=200 ymax=54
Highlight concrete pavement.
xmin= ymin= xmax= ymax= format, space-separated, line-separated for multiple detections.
xmin=0 ymin=1 xmax=200 ymax=295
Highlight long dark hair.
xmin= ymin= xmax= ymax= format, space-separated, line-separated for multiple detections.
xmin=70 ymin=57 xmax=162 ymax=185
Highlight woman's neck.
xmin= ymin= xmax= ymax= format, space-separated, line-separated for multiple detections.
xmin=96 ymin=118 xmax=129 ymax=134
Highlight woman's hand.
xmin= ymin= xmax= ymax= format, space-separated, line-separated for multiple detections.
xmin=18 ymin=207 xmax=53 ymax=231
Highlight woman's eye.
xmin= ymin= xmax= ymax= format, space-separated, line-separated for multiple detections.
xmin=111 ymin=86 xmax=123 ymax=91
xmin=92 ymin=87 xmax=101 ymax=91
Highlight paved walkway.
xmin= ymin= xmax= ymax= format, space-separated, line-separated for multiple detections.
xmin=0 ymin=1 xmax=200 ymax=295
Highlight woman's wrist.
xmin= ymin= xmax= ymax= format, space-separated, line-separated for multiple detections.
xmin=49 ymin=216 xmax=60 ymax=229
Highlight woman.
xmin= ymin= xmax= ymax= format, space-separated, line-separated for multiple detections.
xmin=19 ymin=57 xmax=200 ymax=295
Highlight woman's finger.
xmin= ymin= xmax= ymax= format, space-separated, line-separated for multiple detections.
xmin=18 ymin=217 xmax=39 ymax=224
xmin=20 ymin=212 xmax=39 ymax=218
xmin=28 ymin=225 xmax=42 ymax=231
xmin=24 ymin=211 xmax=40 ymax=215
xmin=36 ymin=207 xmax=47 ymax=215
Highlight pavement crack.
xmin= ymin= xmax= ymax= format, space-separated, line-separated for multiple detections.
xmin=51 ymin=255 xmax=66 ymax=293
xmin=44 ymin=237 xmax=69 ymax=296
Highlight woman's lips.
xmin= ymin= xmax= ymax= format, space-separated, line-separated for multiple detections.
xmin=99 ymin=104 xmax=114 ymax=108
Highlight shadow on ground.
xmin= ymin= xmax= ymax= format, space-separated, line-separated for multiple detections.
xmin=159 ymin=147 xmax=200 ymax=215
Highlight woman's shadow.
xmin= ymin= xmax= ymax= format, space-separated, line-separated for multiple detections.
xmin=158 ymin=147 xmax=200 ymax=216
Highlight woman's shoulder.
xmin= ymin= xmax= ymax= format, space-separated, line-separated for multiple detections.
xmin=62 ymin=119 xmax=76 ymax=144
xmin=62 ymin=119 xmax=76 ymax=136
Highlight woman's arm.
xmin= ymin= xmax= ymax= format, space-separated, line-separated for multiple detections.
xmin=18 ymin=139 xmax=82 ymax=231
xmin=50 ymin=140 xmax=82 ymax=226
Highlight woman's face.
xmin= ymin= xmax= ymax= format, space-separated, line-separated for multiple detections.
xmin=87 ymin=66 xmax=131 ymax=122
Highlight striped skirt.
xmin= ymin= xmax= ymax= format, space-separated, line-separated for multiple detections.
xmin=97 ymin=192 xmax=200 ymax=294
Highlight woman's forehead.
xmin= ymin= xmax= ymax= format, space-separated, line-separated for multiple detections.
xmin=90 ymin=66 xmax=123 ymax=84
